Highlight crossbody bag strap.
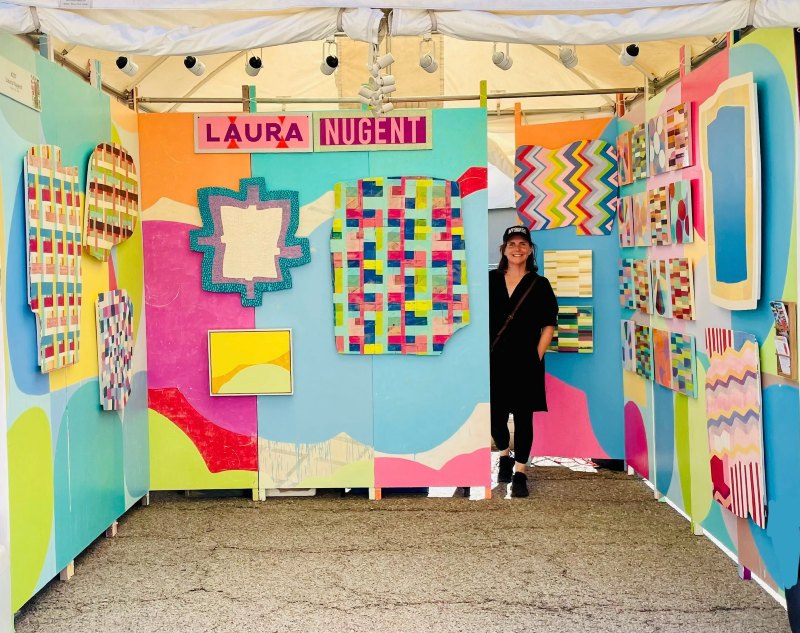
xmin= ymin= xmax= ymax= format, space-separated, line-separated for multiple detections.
xmin=491 ymin=276 xmax=538 ymax=353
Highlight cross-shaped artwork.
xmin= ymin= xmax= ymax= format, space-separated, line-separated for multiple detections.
xmin=666 ymin=103 xmax=693 ymax=170
xmin=548 ymin=306 xmax=593 ymax=353
xmin=621 ymin=320 xmax=636 ymax=372
xmin=669 ymin=257 xmax=695 ymax=320
xmin=619 ymin=258 xmax=635 ymax=310
xmin=618 ymin=196 xmax=635 ymax=247
xmin=617 ymin=129 xmax=633 ymax=186
xmin=95 ymin=289 xmax=134 ymax=410
xmin=84 ymin=143 xmax=139 ymax=261
xmin=631 ymin=124 xmax=648 ymax=180
xmin=25 ymin=145 xmax=83 ymax=372
xmin=189 ymin=177 xmax=310 ymax=307
xmin=515 ymin=140 xmax=618 ymax=235
xmin=633 ymin=259 xmax=651 ymax=314
xmin=649 ymin=187 xmax=670 ymax=246
xmin=330 ymin=177 xmax=469 ymax=355
xmin=650 ymin=259 xmax=672 ymax=318
xmin=648 ymin=113 xmax=668 ymax=176
xmin=543 ymin=250 xmax=592 ymax=297
xmin=632 ymin=192 xmax=650 ymax=247
xmin=669 ymin=180 xmax=693 ymax=244
xmin=634 ymin=323 xmax=652 ymax=380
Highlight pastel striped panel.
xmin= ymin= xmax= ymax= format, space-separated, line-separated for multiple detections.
xmin=330 ymin=177 xmax=469 ymax=355
xmin=515 ymin=139 xmax=619 ymax=235
xmin=705 ymin=328 xmax=766 ymax=529
xmin=84 ymin=143 xmax=139 ymax=261
xmin=95 ymin=289 xmax=134 ymax=410
xmin=543 ymin=250 xmax=592 ymax=297
xmin=25 ymin=144 xmax=83 ymax=373
xmin=548 ymin=306 xmax=593 ymax=353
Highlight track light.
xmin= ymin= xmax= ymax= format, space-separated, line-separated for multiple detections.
xmin=184 ymin=56 xmax=206 ymax=76
xmin=245 ymin=54 xmax=262 ymax=77
xmin=492 ymin=43 xmax=512 ymax=71
xmin=419 ymin=36 xmax=438 ymax=73
xmin=558 ymin=46 xmax=578 ymax=69
xmin=374 ymin=102 xmax=394 ymax=115
xmin=320 ymin=39 xmax=339 ymax=75
xmin=619 ymin=43 xmax=640 ymax=66
xmin=115 ymin=56 xmax=138 ymax=77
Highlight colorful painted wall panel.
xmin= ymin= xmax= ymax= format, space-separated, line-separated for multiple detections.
xmin=618 ymin=195 xmax=635 ymax=247
xmin=95 ymin=289 xmax=134 ymax=410
xmin=647 ymin=112 xmax=668 ymax=176
xmin=330 ymin=176 xmax=469 ymax=355
xmin=618 ymin=258 xmax=634 ymax=310
xmin=650 ymin=259 xmax=672 ymax=319
xmin=515 ymin=139 xmax=618 ymax=235
xmin=25 ymin=144 xmax=82 ymax=372
xmin=543 ymin=250 xmax=592 ymax=297
xmin=617 ymin=129 xmax=633 ymax=186
xmin=633 ymin=259 xmax=651 ymax=314
xmin=83 ymin=142 xmax=138 ymax=261
xmin=649 ymin=187 xmax=671 ymax=246
xmin=634 ymin=323 xmax=652 ymax=380
xmin=669 ymin=180 xmax=694 ymax=244
xmin=666 ymin=103 xmax=693 ymax=171
xmin=669 ymin=257 xmax=695 ymax=320
xmin=548 ymin=306 xmax=593 ymax=353
xmin=652 ymin=328 xmax=672 ymax=388
xmin=670 ymin=332 xmax=697 ymax=398
xmin=631 ymin=123 xmax=647 ymax=180
xmin=208 ymin=329 xmax=293 ymax=396
xmin=621 ymin=320 xmax=636 ymax=372
xmin=699 ymin=73 xmax=761 ymax=310
xmin=705 ymin=328 xmax=766 ymax=529
xmin=632 ymin=192 xmax=650 ymax=247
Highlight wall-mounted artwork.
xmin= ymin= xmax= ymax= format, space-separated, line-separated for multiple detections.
xmin=543 ymin=250 xmax=592 ymax=297
xmin=515 ymin=139 xmax=618 ymax=235
xmin=633 ymin=259 xmax=651 ymax=314
xmin=705 ymin=328 xmax=766 ymax=528
xmin=331 ymin=177 xmax=469 ymax=355
xmin=631 ymin=123 xmax=648 ymax=180
xmin=618 ymin=258 xmax=635 ymax=310
xmin=617 ymin=129 xmax=633 ymax=186
xmin=647 ymin=113 xmax=668 ymax=176
xmin=652 ymin=328 xmax=672 ymax=388
xmin=648 ymin=186 xmax=671 ymax=246
xmin=548 ymin=306 xmax=593 ymax=353
xmin=668 ymin=180 xmax=693 ymax=244
xmin=189 ymin=177 xmax=311 ymax=307
xmin=618 ymin=196 xmax=635 ymax=247
xmin=650 ymin=259 xmax=672 ymax=318
xmin=25 ymin=144 xmax=83 ymax=372
xmin=634 ymin=323 xmax=652 ymax=380
xmin=95 ymin=289 xmax=134 ymax=410
xmin=670 ymin=332 xmax=697 ymax=398
xmin=666 ymin=103 xmax=693 ymax=170
xmin=84 ymin=142 xmax=139 ymax=261
xmin=621 ymin=320 xmax=636 ymax=372
xmin=208 ymin=329 xmax=293 ymax=395
xmin=699 ymin=73 xmax=761 ymax=310
xmin=669 ymin=257 xmax=695 ymax=320
xmin=632 ymin=192 xmax=650 ymax=247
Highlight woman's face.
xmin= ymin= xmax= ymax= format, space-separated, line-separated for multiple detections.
xmin=503 ymin=237 xmax=532 ymax=264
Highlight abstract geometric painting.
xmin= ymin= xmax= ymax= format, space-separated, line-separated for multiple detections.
xmin=648 ymin=187 xmax=671 ymax=246
xmin=632 ymin=192 xmax=650 ymax=247
xmin=634 ymin=323 xmax=653 ymax=380
xmin=618 ymin=258 xmax=635 ymax=310
xmin=647 ymin=113 xmax=668 ymax=176
xmin=25 ymin=144 xmax=83 ymax=372
xmin=650 ymin=259 xmax=672 ymax=318
xmin=705 ymin=327 xmax=766 ymax=528
xmin=208 ymin=329 xmax=293 ymax=395
xmin=95 ymin=289 xmax=134 ymax=410
xmin=617 ymin=129 xmax=633 ymax=186
xmin=652 ymin=328 xmax=672 ymax=388
xmin=699 ymin=73 xmax=761 ymax=310
xmin=330 ymin=177 xmax=469 ymax=355
xmin=666 ymin=103 xmax=693 ymax=170
xmin=669 ymin=257 xmax=695 ymax=320
xmin=515 ymin=139 xmax=619 ymax=235
xmin=670 ymin=331 xmax=697 ymax=398
xmin=631 ymin=123 xmax=648 ymax=180
xmin=633 ymin=259 xmax=651 ymax=314
xmin=621 ymin=320 xmax=636 ymax=372
xmin=189 ymin=177 xmax=310 ymax=307
xmin=84 ymin=142 xmax=139 ymax=261
xmin=543 ymin=250 xmax=592 ymax=297
xmin=548 ymin=306 xmax=593 ymax=353
xmin=618 ymin=196 xmax=635 ymax=247
xmin=669 ymin=180 xmax=694 ymax=244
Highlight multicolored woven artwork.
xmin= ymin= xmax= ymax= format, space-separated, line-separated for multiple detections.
xmin=669 ymin=180 xmax=694 ymax=244
xmin=633 ymin=259 xmax=651 ymax=314
xmin=621 ymin=320 xmax=636 ymax=372
xmin=705 ymin=328 xmax=766 ymax=528
xmin=618 ymin=196 xmax=635 ymax=247
xmin=618 ymin=258 xmax=635 ymax=310
xmin=95 ymin=289 xmax=134 ymax=410
xmin=25 ymin=144 xmax=83 ymax=372
xmin=670 ymin=331 xmax=697 ymax=398
xmin=548 ymin=306 xmax=593 ymax=353
xmin=652 ymin=328 xmax=672 ymax=388
xmin=632 ymin=192 xmax=650 ymax=247
xmin=515 ymin=139 xmax=619 ymax=235
xmin=666 ymin=103 xmax=693 ymax=170
xmin=617 ymin=129 xmax=633 ymax=186
xmin=543 ymin=250 xmax=592 ymax=297
xmin=650 ymin=259 xmax=672 ymax=318
xmin=84 ymin=143 xmax=139 ymax=261
xmin=189 ymin=177 xmax=310 ymax=307
xmin=330 ymin=177 xmax=469 ymax=355
xmin=648 ymin=113 xmax=668 ymax=176
xmin=649 ymin=187 xmax=670 ymax=245
xmin=631 ymin=123 xmax=648 ymax=180
xmin=669 ymin=257 xmax=695 ymax=320
xmin=208 ymin=329 xmax=293 ymax=395
xmin=634 ymin=323 xmax=652 ymax=380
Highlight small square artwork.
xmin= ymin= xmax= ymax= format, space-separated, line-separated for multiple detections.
xmin=208 ymin=329 xmax=293 ymax=395
xmin=648 ymin=113 xmax=668 ymax=176
xmin=617 ymin=130 xmax=633 ymax=186
xmin=670 ymin=332 xmax=697 ymax=397
xmin=635 ymin=323 xmax=653 ymax=380
xmin=669 ymin=257 xmax=695 ymax=320
xmin=649 ymin=187 xmax=671 ymax=246
xmin=548 ymin=306 xmax=593 ymax=353
xmin=669 ymin=180 xmax=694 ymax=244
xmin=633 ymin=259 xmax=651 ymax=314
xmin=543 ymin=250 xmax=592 ymax=297
xmin=618 ymin=196 xmax=635 ymax=247
xmin=619 ymin=258 xmax=635 ymax=310
xmin=666 ymin=103 xmax=693 ymax=170
xmin=96 ymin=289 xmax=134 ymax=410
xmin=633 ymin=192 xmax=651 ymax=247
xmin=650 ymin=259 xmax=672 ymax=318
xmin=621 ymin=320 xmax=636 ymax=372
xmin=652 ymin=328 xmax=672 ymax=388
xmin=631 ymin=124 xmax=648 ymax=180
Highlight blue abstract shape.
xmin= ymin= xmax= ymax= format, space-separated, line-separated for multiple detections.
xmin=701 ymin=500 xmax=738 ymax=555
xmin=653 ymin=383 xmax=675 ymax=496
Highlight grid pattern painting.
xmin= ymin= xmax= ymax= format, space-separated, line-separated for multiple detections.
xmin=621 ymin=320 xmax=636 ymax=372
xmin=648 ymin=113 xmax=668 ymax=176
xmin=634 ymin=323 xmax=652 ymax=380
xmin=25 ymin=144 xmax=83 ymax=372
xmin=631 ymin=124 xmax=648 ymax=180
xmin=633 ymin=259 xmax=651 ymax=314
xmin=649 ymin=186 xmax=671 ymax=245
xmin=548 ymin=306 xmax=593 ymax=353
xmin=617 ymin=129 xmax=633 ymax=186
xmin=84 ymin=142 xmax=139 ymax=261
xmin=650 ymin=259 xmax=672 ymax=318
xmin=633 ymin=192 xmax=650 ymax=246
xmin=618 ymin=195 xmax=635 ymax=247
xmin=666 ymin=103 xmax=693 ymax=170
xmin=669 ymin=257 xmax=695 ymax=320
xmin=670 ymin=332 xmax=697 ymax=397
xmin=95 ymin=289 xmax=134 ymax=409
xmin=669 ymin=180 xmax=694 ymax=244
xmin=618 ymin=258 xmax=635 ymax=310
xmin=330 ymin=177 xmax=469 ymax=355
xmin=544 ymin=250 xmax=592 ymax=297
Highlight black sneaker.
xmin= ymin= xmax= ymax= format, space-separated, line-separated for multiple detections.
xmin=511 ymin=471 xmax=529 ymax=497
xmin=497 ymin=455 xmax=514 ymax=483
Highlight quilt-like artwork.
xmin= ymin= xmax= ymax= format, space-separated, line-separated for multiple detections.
xmin=621 ymin=319 xmax=636 ymax=372
xmin=669 ymin=180 xmax=694 ymax=244
xmin=666 ymin=103 xmax=693 ymax=170
xmin=650 ymin=259 xmax=672 ymax=318
xmin=649 ymin=187 xmax=670 ymax=246
xmin=618 ymin=258 xmax=635 ymax=310
xmin=631 ymin=123 xmax=648 ymax=180
xmin=670 ymin=331 xmax=697 ymax=398
xmin=618 ymin=195 xmax=635 ymax=248
xmin=25 ymin=144 xmax=83 ymax=372
xmin=633 ymin=259 xmax=651 ymax=314
xmin=95 ymin=289 xmax=134 ymax=409
xmin=617 ymin=129 xmax=633 ymax=186
xmin=669 ymin=257 xmax=695 ymax=320
xmin=634 ymin=323 xmax=653 ymax=380
xmin=548 ymin=306 xmax=593 ymax=353
xmin=543 ymin=250 xmax=592 ymax=297
xmin=331 ymin=177 xmax=469 ymax=355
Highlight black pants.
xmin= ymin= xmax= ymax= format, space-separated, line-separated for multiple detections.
xmin=491 ymin=405 xmax=534 ymax=464
xmin=788 ymin=557 xmax=800 ymax=633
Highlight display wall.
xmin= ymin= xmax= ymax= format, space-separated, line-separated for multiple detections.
xmin=0 ymin=32 xmax=150 ymax=614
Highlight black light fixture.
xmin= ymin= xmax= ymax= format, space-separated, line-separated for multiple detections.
xmin=320 ymin=39 xmax=339 ymax=75
xmin=619 ymin=43 xmax=640 ymax=66
xmin=115 ymin=56 xmax=138 ymax=77
xmin=245 ymin=54 xmax=263 ymax=77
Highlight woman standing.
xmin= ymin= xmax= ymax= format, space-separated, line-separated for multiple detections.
xmin=489 ymin=225 xmax=558 ymax=497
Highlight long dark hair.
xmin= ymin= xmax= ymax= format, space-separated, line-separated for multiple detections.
xmin=497 ymin=241 xmax=538 ymax=273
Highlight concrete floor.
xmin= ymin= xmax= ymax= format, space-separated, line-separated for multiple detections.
xmin=14 ymin=467 xmax=790 ymax=633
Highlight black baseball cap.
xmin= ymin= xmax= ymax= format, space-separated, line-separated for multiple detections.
xmin=502 ymin=225 xmax=532 ymax=244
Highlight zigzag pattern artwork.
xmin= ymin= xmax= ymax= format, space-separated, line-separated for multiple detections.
xmin=515 ymin=139 xmax=619 ymax=235
xmin=705 ymin=327 xmax=766 ymax=528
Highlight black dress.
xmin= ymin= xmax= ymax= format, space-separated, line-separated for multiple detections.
xmin=489 ymin=269 xmax=559 ymax=412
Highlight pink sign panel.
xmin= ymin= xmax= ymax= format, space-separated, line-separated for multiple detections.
xmin=314 ymin=112 xmax=432 ymax=151
xmin=194 ymin=113 xmax=312 ymax=153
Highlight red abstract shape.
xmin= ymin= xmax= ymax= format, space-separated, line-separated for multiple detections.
xmin=457 ymin=167 xmax=488 ymax=198
xmin=149 ymin=387 xmax=258 ymax=472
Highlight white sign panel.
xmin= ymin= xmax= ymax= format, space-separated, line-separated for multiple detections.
xmin=0 ymin=56 xmax=41 ymax=112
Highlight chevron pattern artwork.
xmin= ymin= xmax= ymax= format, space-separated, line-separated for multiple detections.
xmin=705 ymin=328 xmax=766 ymax=528
xmin=617 ymin=129 xmax=633 ymax=186
xmin=548 ymin=306 xmax=593 ymax=353
xmin=621 ymin=320 xmax=636 ymax=372
xmin=543 ymin=250 xmax=592 ymax=297
xmin=666 ymin=103 xmax=693 ymax=170
xmin=649 ymin=186 xmax=671 ymax=245
xmin=631 ymin=124 xmax=648 ymax=180
xmin=634 ymin=323 xmax=652 ymax=380
xmin=618 ymin=258 xmax=635 ymax=310
xmin=515 ymin=139 xmax=619 ymax=235
xmin=633 ymin=259 xmax=651 ymax=314
xmin=618 ymin=195 xmax=635 ymax=247
xmin=96 ymin=289 xmax=134 ymax=410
